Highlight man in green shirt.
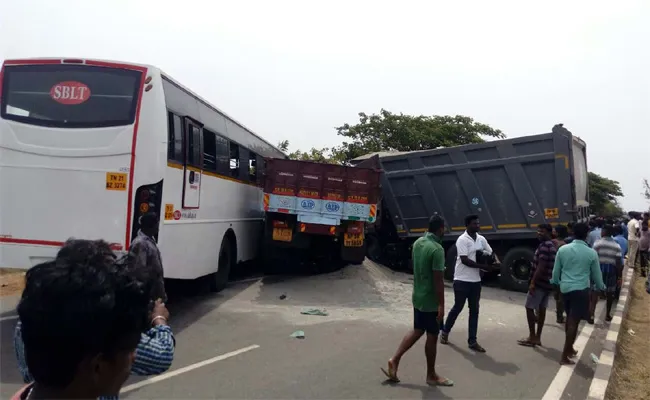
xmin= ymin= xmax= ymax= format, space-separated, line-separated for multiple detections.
xmin=381 ymin=215 xmax=452 ymax=387
xmin=551 ymin=222 xmax=606 ymax=365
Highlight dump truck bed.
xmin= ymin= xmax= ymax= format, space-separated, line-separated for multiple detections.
xmin=359 ymin=125 xmax=588 ymax=240
xmin=261 ymin=157 xmax=382 ymax=225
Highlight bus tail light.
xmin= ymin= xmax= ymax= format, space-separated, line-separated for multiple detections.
xmin=131 ymin=180 xmax=164 ymax=245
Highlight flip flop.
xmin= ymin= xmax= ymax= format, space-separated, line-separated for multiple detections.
xmin=380 ymin=361 xmax=400 ymax=383
xmin=427 ymin=377 xmax=454 ymax=387
xmin=517 ymin=338 xmax=537 ymax=347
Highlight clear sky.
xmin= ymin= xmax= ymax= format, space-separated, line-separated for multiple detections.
xmin=2 ymin=0 xmax=648 ymax=210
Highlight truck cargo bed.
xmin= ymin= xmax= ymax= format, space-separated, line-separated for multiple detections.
xmin=261 ymin=157 xmax=381 ymax=225
xmin=357 ymin=124 xmax=587 ymax=241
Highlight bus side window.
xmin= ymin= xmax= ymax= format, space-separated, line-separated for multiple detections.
xmin=167 ymin=112 xmax=183 ymax=162
xmin=249 ymin=151 xmax=257 ymax=183
xmin=239 ymin=147 xmax=250 ymax=182
xmin=202 ymin=129 xmax=217 ymax=172
xmin=229 ymin=142 xmax=240 ymax=178
xmin=215 ymin=134 xmax=229 ymax=175
xmin=186 ymin=124 xmax=202 ymax=168
xmin=256 ymin=154 xmax=265 ymax=182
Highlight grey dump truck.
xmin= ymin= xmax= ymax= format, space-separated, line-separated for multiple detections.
xmin=352 ymin=124 xmax=588 ymax=292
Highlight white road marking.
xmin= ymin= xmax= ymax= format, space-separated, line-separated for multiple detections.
xmin=589 ymin=377 xmax=609 ymax=398
xmin=121 ymin=344 xmax=260 ymax=394
xmin=0 ymin=315 xmax=19 ymax=322
xmin=541 ymin=307 xmax=599 ymax=400
xmin=598 ymin=352 xmax=614 ymax=366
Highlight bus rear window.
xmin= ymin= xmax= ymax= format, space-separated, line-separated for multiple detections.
xmin=1 ymin=64 xmax=142 ymax=128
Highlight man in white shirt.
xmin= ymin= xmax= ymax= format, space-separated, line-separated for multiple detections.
xmin=627 ymin=212 xmax=640 ymax=269
xmin=440 ymin=214 xmax=498 ymax=352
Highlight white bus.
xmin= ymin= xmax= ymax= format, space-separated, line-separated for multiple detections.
xmin=0 ymin=58 xmax=285 ymax=290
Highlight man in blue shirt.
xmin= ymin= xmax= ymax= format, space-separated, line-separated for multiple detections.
xmin=612 ymin=225 xmax=628 ymax=266
xmin=586 ymin=219 xmax=603 ymax=247
xmin=551 ymin=222 xmax=606 ymax=365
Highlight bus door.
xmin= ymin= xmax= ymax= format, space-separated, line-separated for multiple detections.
xmin=183 ymin=118 xmax=202 ymax=209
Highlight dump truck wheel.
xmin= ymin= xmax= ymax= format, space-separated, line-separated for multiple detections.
xmin=444 ymin=244 xmax=457 ymax=281
xmin=500 ymin=247 xmax=535 ymax=292
xmin=366 ymin=234 xmax=382 ymax=262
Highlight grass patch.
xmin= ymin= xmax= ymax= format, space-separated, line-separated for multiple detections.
xmin=0 ymin=268 xmax=25 ymax=297
xmin=605 ymin=273 xmax=650 ymax=400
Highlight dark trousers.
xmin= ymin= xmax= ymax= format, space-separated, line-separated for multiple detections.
xmin=442 ymin=280 xmax=481 ymax=345
xmin=554 ymin=287 xmax=565 ymax=318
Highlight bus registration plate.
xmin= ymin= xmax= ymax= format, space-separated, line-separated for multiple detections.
xmin=106 ymin=172 xmax=127 ymax=191
xmin=272 ymin=228 xmax=292 ymax=242
xmin=344 ymin=233 xmax=364 ymax=247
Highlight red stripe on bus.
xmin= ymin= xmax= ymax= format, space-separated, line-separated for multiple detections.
xmin=1 ymin=59 xmax=149 ymax=252
xmin=0 ymin=237 xmax=123 ymax=251
xmin=3 ymin=59 xmax=61 ymax=66
xmin=125 ymin=68 xmax=147 ymax=250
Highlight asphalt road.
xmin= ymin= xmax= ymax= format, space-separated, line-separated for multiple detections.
xmin=0 ymin=261 xmax=611 ymax=399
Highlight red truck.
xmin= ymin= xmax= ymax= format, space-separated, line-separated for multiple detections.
xmin=260 ymin=157 xmax=382 ymax=272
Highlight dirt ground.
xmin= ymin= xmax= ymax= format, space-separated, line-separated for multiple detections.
xmin=0 ymin=269 xmax=25 ymax=297
xmin=605 ymin=273 xmax=650 ymax=400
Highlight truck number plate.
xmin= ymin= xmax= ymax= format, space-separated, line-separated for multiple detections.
xmin=272 ymin=228 xmax=293 ymax=242
xmin=344 ymin=233 xmax=364 ymax=247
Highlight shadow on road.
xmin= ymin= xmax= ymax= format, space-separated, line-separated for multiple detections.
xmin=381 ymin=380 xmax=454 ymax=399
xmin=165 ymin=277 xmax=259 ymax=337
xmin=446 ymin=342 xmax=520 ymax=376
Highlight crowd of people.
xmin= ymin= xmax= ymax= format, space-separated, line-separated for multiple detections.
xmin=10 ymin=213 xmax=174 ymax=400
xmin=9 ymin=209 xmax=649 ymax=395
xmin=382 ymin=211 xmax=649 ymax=384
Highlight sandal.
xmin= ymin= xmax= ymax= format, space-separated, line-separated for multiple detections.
xmin=440 ymin=332 xmax=449 ymax=345
xmin=427 ymin=377 xmax=454 ymax=387
xmin=517 ymin=338 xmax=537 ymax=347
xmin=380 ymin=360 xmax=400 ymax=383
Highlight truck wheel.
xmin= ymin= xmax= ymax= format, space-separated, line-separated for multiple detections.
xmin=444 ymin=245 xmax=457 ymax=281
xmin=500 ymin=247 xmax=535 ymax=292
xmin=366 ymin=234 xmax=382 ymax=262
xmin=211 ymin=235 xmax=234 ymax=292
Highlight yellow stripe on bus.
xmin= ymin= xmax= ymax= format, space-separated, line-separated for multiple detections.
xmin=167 ymin=162 xmax=258 ymax=187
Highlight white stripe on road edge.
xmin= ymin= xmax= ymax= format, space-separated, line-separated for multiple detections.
xmin=0 ymin=315 xmax=19 ymax=322
xmin=587 ymin=267 xmax=635 ymax=400
xmin=121 ymin=344 xmax=260 ymax=394
xmin=541 ymin=314 xmax=596 ymax=400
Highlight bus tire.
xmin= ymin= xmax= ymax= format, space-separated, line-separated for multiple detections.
xmin=500 ymin=246 xmax=535 ymax=293
xmin=211 ymin=234 xmax=234 ymax=292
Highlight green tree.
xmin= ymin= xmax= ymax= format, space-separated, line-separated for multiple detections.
xmin=278 ymin=140 xmax=337 ymax=163
xmin=588 ymin=172 xmax=624 ymax=216
xmin=288 ymin=147 xmax=337 ymax=164
xmin=643 ymin=178 xmax=650 ymax=204
xmin=331 ymin=109 xmax=505 ymax=163
xmin=277 ymin=140 xmax=289 ymax=153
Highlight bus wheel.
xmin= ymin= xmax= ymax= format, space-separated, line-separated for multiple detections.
xmin=211 ymin=236 xmax=233 ymax=292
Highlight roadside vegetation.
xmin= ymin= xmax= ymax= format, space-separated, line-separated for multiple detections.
xmin=605 ymin=274 xmax=650 ymax=400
